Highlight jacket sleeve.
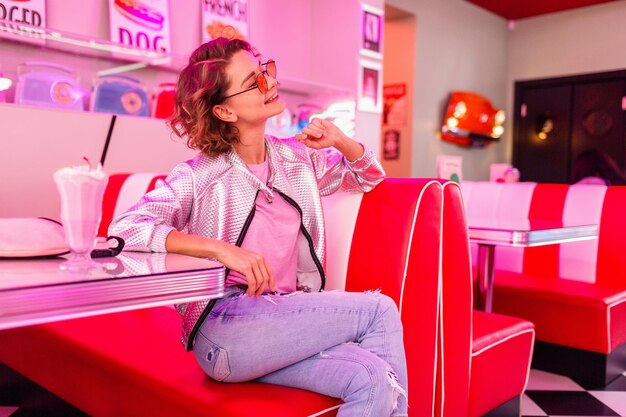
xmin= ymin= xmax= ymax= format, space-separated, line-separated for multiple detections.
xmin=108 ymin=163 xmax=194 ymax=252
xmin=308 ymin=145 xmax=386 ymax=196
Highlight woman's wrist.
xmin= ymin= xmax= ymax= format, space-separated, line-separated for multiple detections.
xmin=206 ymin=238 xmax=226 ymax=260
xmin=334 ymin=135 xmax=365 ymax=162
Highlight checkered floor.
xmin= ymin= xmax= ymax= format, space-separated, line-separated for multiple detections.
xmin=523 ymin=369 xmax=626 ymax=416
xmin=2 ymin=368 xmax=626 ymax=416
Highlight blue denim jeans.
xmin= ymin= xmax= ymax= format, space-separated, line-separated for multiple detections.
xmin=193 ymin=289 xmax=408 ymax=417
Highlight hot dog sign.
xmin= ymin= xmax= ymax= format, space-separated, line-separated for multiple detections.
xmin=0 ymin=0 xmax=46 ymax=44
xmin=108 ymin=0 xmax=171 ymax=54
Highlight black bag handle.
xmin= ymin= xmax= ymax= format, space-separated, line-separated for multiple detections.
xmin=91 ymin=236 xmax=125 ymax=258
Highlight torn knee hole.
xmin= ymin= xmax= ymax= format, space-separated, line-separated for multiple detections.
xmin=386 ymin=369 xmax=407 ymax=411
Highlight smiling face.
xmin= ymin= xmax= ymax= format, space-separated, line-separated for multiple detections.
xmin=212 ymin=50 xmax=285 ymax=127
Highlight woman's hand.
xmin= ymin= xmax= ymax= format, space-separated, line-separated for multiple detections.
xmin=214 ymin=241 xmax=275 ymax=297
xmin=296 ymin=118 xmax=342 ymax=150
xmin=165 ymin=231 xmax=274 ymax=296
xmin=296 ymin=118 xmax=365 ymax=162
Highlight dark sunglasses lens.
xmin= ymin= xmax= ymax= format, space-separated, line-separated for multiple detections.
xmin=258 ymin=74 xmax=268 ymax=94
xmin=266 ymin=60 xmax=277 ymax=78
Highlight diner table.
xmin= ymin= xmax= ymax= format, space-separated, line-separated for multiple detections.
xmin=468 ymin=221 xmax=598 ymax=312
xmin=0 ymin=252 xmax=225 ymax=330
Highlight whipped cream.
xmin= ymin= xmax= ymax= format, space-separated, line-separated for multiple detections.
xmin=54 ymin=163 xmax=107 ymax=182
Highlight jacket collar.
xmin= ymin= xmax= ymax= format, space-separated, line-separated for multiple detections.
xmin=227 ymin=136 xmax=289 ymax=202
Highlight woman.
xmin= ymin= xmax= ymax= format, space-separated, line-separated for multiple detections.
xmin=109 ymin=37 xmax=408 ymax=417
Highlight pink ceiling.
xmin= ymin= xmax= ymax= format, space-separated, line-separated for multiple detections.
xmin=466 ymin=0 xmax=621 ymax=20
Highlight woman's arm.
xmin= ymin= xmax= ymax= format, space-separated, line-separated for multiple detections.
xmin=296 ymin=118 xmax=385 ymax=195
xmin=108 ymin=163 xmax=194 ymax=252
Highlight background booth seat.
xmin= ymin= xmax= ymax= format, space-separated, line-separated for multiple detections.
xmin=0 ymin=176 xmax=443 ymax=417
xmin=462 ymin=181 xmax=626 ymax=386
xmin=438 ymin=182 xmax=535 ymax=417
xmin=98 ymin=173 xmax=166 ymax=238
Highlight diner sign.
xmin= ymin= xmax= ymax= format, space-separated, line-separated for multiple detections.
xmin=383 ymin=83 xmax=407 ymax=126
xmin=0 ymin=0 xmax=47 ymax=44
xmin=202 ymin=0 xmax=248 ymax=42
xmin=108 ymin=0 xmax=172 ymax=54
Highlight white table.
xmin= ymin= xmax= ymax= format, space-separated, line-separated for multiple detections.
xmin=0 ymin=252 xmax=225 ymax=330
xmin=468 ymin=223 xmax=598 ymax=312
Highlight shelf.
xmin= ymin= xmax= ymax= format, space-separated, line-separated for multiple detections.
xmin=0 ymin=19 xmax=187 ymax=74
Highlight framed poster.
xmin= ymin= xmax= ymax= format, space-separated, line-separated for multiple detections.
xmin=383 ymin=129 xmax=400 ymax=160
xmin=358 ymin=59 xmax=382 ymax=113
xmin=108 ymin=0 xmax=172 ymax=54
xmin=360 ymin=4 xmax=382 ymax=59
xmin=202 ymin=0 xmax=249 ymax=42
xmin=383 ymin=83 xmax=407 ymax=126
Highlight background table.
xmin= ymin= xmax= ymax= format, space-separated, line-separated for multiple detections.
xmin=468 ymin=223 xmax=598 ymax=312
xmin=0 ymin=252 xmax=225 ymax=330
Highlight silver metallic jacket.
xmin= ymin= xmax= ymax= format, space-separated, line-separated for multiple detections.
xmin=109 ymin=135 xmax=385 ymax=350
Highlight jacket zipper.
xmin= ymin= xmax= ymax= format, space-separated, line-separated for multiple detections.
xmin=186 ymin=190 xmax=260 ymax=351
xmin=275 ymin=189 xmax=326 ymax=292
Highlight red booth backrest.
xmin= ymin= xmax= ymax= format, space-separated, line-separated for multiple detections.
xmin=596 ymin=186 xmax=626 ymax=287
xmin=338 ymin=179 xmax=442 ymax=417
xmin=437 ymin=182 xmax=473 ymax=417
xmin=99 ymin=173 xmax=166 ymax=237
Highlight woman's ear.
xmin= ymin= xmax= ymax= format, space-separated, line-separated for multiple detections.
xmin=212 ymin=104 xmax=238 ymax=123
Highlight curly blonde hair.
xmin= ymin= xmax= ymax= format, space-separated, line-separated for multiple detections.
xmin=169 ymin=37 xmax=253 ymax=156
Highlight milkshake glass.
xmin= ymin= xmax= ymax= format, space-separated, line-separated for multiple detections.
xmin=53 ymin=163 xmax=108 ymax=271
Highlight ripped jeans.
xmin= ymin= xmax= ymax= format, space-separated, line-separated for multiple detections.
xmin=193 ymin=289 xmax=408 ymax=417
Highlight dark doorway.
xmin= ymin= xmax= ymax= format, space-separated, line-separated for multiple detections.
xmin=513 ymin=71 xmax=626 ymax=183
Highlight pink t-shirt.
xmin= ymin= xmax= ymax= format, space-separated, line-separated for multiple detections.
xmin=226 ymin=160 xmax=300 ymax=294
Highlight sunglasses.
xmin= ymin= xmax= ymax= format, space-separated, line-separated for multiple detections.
xmin=221 ymin=60 xmax=277 ymax=101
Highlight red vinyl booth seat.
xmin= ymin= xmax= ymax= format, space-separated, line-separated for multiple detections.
xmin=438 ymin=182 xmax=535 ymax=417
xmin=0 ymin=176 xmax=443 ymax=417
xmin=493 ymin=271 xmax=626 ymax=354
